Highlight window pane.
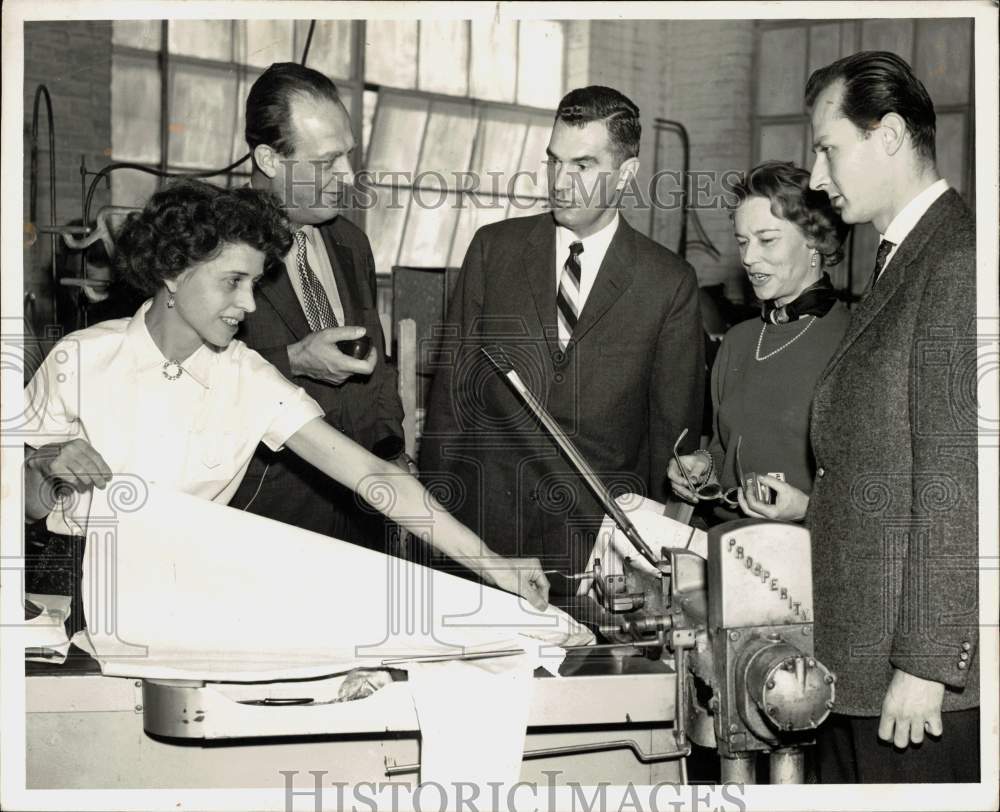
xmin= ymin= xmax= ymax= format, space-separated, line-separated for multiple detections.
xmin=399 ymin=191 xmax=461 ymax=267
xmin=297 ymin=20 xmax=353 ymax=80
xmin=915 ymin=19 xmax=972 ymax=106
xmin=113 ymin=20 xmax=160 ymax=50
xmin=418 ymin=20 xmax=469 ymax=96
xmin=517 ymin=21 xmax=563 ymax=108
xmin=756 ymin=27 xmax=807 ymax=116
xmin=366 ymin=20 xmax=417 ymax=89
xmin=367 ymin=187 xmax=412 ymax=273
xmin=242 ymin=20 xmax=294 ymax=68
xmin=448 ymin=198 xmax=510 ymax=266
xmin=470 ymin=20 xmax=517 ymax=103
xmin=758 ymin=123 xmax=805 ymax=166
xmin=168 ymin=20 xmax=233 ymax=62
xmin=230 ymin=68 xmax=263 ymax=168
xmin=808 ymin=23 xmax=841 ymax=76
xmin=469 ymin=108 xmax=530 ymax=196
xmin=168 ymin=63 xmax=239 ymax=169
xmin=112 ymin=53 xmax=161 ymax=164
xmin=110 ymin=170 xmax=159 ymax=209
xmin=936 ymin=113 xmax=967 ymax=196
xmin=860 ymin=19 xmax=914 ymax=61
xmin=417 ymin=102 xmax=477 ymax=190
xmin=511 ymin=117 xmax=552 ymax=202
xmin=366 ymin=93 xmax=429 ymax=177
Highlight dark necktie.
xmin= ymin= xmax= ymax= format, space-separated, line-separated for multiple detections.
xmin=556 ymin=241 xmax=584 ymax=350
xmin=868 ymin=238 xmax=896 ymax=293
xmin=294 ymin=230 xmax=338 ymax=331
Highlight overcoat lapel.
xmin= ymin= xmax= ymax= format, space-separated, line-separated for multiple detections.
xmin=817 ymin=191 xmax=960 ymax=385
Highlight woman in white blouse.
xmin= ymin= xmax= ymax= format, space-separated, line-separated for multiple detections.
xmin=24 ymin=180 xmax=549 ymax=610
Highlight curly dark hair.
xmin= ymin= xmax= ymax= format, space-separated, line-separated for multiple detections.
xmin=113 ymin=180 xmax=293 ymax=295
xmin=729 ymin=161 xmax=849 ymax=267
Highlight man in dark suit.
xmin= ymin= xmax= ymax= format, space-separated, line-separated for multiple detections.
xmin=230 ymin=63 xmax=407 ymax=547
xmin=804 ymin=51 xmax=979 ymax=782
xmin=420 ymin=86 xmax=704 ymax=583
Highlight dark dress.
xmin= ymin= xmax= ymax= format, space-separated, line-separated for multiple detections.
xmin=707 ymin=302 xmax=851 ymax=500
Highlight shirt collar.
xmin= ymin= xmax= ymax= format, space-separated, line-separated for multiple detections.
xmin=125 ymin=298 xmax=215 ymax=381
xmin=556 ymin=212 xmax=620 ymax=263
xmin=882 ymin=178 xmax=949 ymax=247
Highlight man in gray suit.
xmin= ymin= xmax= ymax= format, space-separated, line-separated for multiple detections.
xmin=803 ymin=51 xmax=978 ymax=782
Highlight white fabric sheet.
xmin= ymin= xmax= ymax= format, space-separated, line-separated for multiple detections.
xmin=80 ymin=481 xmax=592 ymax=680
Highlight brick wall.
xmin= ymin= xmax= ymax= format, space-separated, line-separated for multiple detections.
xmin=566 ymin=19 xmax=755 ymax=299
xmin=22 ymin=21 xmax=113 ymax=331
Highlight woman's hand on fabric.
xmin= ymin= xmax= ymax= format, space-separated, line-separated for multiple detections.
xmin=737 ymin=474 xmax=809 ymax=522
xmin=480 ymin=556 xmax=550 ymax=611
xmin=667 ymin=452 xmax=712 ymax=503
xmin=26 ymin=439 xmax=112 ymax=493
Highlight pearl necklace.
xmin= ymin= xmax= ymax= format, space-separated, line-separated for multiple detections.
xmin=755 ymin=315 xmax=816 ymax=361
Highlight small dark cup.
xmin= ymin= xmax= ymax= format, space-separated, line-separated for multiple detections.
xmin=336 ymin=334 xmax=373 ymax=359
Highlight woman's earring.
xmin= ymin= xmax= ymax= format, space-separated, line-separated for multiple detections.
xmin=166 ymin=294 xmax=175 ymax=309
xmin=810 ymin=252 xmax=819 ymax=271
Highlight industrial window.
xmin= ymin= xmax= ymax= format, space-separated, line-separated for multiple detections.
xmin=109 ymin=18 xmax=565 ymax=276
xmin=752 ymin=18 xmax=975 ymax=298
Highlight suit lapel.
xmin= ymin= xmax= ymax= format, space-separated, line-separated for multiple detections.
xmin=521 ymin=214 xmax=560 ymax=359
xmin=818 ymin=190 xmax=961 ymax=385
xmin=571 ymin=217 xmax=636 ymax=345
xmin=257 ymin=257 xmax=310 ymax=341
xmin=319 ymin=222 xmax=365 ymax=323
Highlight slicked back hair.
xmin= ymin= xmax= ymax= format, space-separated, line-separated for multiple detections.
xmin=245 ymin=62 xmax=341 ymax=160
xmin=805 ymin=50 xmax=936 ymax=163
xmin=555 ymin=86 xmax=641 ymax=165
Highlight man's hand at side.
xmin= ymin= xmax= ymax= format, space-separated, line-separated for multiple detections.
xmin=288 ymin=326 xmax=376 ymax=385
xmin=878 ymin=668 xmax=946 ymax=748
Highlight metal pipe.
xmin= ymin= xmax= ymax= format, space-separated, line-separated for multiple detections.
xmin=30 ymin=84 xmax=58 ymax=327
xmin=768 ymin=747 xmax=805 ymax=784
xmin=720 ymin=753 xmax=756 ymax=784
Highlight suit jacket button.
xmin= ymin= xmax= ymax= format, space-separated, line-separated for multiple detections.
xmin=960 ymin=651 xmax=969 ymax=661
xmin=957 ymin=661 xmax=967 ymax=670
xmin=816 ymin=467 xmax=825 ymax=478
xmin=962 ymin=641 xmax=971 ymax=651
xmin=553 ymin=350 xmax=565 ymax=366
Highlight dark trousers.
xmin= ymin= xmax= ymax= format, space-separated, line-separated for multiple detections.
xmin=816 ymin=710 xmax=980 ymax=783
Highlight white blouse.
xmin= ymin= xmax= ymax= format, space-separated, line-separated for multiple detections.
xmin=24 ymin=300 xmax=324 ymax=536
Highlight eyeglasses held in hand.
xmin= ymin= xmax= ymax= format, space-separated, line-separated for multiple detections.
xmin=672 ymin=428 xmax=740 ymax=508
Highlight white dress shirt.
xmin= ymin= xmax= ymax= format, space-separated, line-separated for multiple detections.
xmin=285 ymin=224 xmax=347 ymax=327
xmin=24 ymin=300 xmax=323 ymax=536
xmin=878 ymin=178 xmax=950 ymax=280
xmin=554 ymin=213 xmax=621 ymax=311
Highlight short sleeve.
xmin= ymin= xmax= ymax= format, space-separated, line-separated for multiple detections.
xmin=23 ymin=340 xmax=81 ymax=448
xmin=238 ymin=346 xmax=324 ymax=451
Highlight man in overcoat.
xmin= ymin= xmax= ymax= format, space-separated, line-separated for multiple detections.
xmin=805 ymin=51 xmax=979 ymax=782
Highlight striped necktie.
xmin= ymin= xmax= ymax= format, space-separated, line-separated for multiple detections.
xmin=557 ymin=241 xmax=584 ymax=350
xmin=294 ymin=229 xmax=338 ymax=331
